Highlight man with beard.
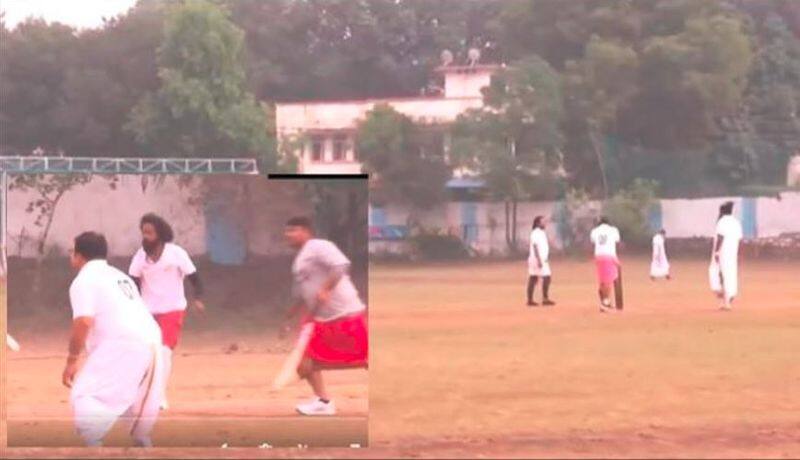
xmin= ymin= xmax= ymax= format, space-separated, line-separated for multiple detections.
xmin=129 ymin=213 xmax=204 ymax=410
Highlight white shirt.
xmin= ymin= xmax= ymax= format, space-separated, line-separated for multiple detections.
xmin=70 ymin=260 xmax=161 ymax=353
xmin=128 ymin=243 xmax=197 ymax=314
xmin=590 ymin=223 xmax=621 ymax=257
xmin=292 ymin=239 xmax=366 ymax=322
xmin=715 ymin=215 xmax=742 ymax=261
xmin=529 ymin=228 xmax=549 ymax=262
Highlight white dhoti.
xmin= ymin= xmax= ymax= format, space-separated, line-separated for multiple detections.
xmin=650 ymin=256 xmax=670 ymax=278
xmin=528 ymin=260 xmax=552 ymax=277
xmin=71 ymin=340 xmax=163 ymax=446
xmin=709 ymin=256 xmax=738 ymax=301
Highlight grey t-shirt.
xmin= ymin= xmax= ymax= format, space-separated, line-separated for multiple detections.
xmin=292 ymin=238 xmax=366 ymax=321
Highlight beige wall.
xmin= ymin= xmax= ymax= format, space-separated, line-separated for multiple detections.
xmin=7 ymin=175 xmax=311 ymax=259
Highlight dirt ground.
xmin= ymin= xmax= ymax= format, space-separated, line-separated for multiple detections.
xmin=4 ymin=311 xmax=368 ymax=450
xmin=4 ymin=256 xmax=800 ymax=458
xmin=365 ymin=256 xmax=800 ymax=458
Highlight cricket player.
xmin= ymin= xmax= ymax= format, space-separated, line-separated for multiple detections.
xmin=282 ymin=216 xmax=368 ymax=416
xmin=129 ymin=213 xmax=204 ymax=410
xmin=63 ymin=231 xmax=163 ymax=447
xmin=527 ymin=216 xmax=555 ymax=306
xmin=589 ymin=217 xmax=621 ymax=312
xmin=709 ymin=201 xmax=742 ymax=310
xmin=650 ymin=229 xmax=671 ymax=280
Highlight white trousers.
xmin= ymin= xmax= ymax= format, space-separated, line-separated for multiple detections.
xmin=709 ymin=256 xmax=738 ymax=301
xmin=70 ymin=340 xmax=163 ymax=446
xmin=650 ymin=256 xmax=670 ymax=277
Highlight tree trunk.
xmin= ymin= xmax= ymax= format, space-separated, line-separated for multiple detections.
xmin=504 ymin=199 xmax=511 ymax=252
xmin=588 ymin=126 xmax=610 ymax=199
xmin=33 ymin=189 xmax=65 ymax=297
xmin=511 ymin=197 xmax=518 ymax=253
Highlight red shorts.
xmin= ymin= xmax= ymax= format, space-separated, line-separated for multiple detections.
xmin=595 ymin=256 xmax=619 ymax=284
xmin=304 ymin=312 xmax=368 ymax=368
xmin=153 ymin=310 xmax=185 ymax=349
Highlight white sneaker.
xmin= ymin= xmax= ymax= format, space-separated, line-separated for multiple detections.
xmin=295 ymin=398 xmax=336 ymax=416
xmin=160 ymin=398 xmax=169 ymax=411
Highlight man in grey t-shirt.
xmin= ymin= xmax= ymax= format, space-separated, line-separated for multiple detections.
xmin=282 ymin=216 xmax=368 ymax=416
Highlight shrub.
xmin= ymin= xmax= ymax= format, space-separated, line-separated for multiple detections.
xmin=409 ymin=230 xmax=470 ymax=261
xmin=603 ymin=178 xmax=659 ymax=248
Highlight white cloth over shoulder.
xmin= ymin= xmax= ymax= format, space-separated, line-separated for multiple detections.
xmin=528 ymin=228 xmax=552 ymax=276
xmin=650 ymin=234 xmax=670 ymax=278
xmin=709 ymin=215 xmax=742 ymax=300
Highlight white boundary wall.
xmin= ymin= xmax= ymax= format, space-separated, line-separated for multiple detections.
xmin=371 ymin=191 xmax=800 ymax=255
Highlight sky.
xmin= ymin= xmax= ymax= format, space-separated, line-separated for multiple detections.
xmin=1 ymin=0 xmax=137 ymax=30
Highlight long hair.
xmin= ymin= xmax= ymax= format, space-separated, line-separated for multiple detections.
xmin=140 ymin=213 xmax=174 ymax=243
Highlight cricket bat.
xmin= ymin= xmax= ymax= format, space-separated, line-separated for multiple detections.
xmin=6 ymin=334 xmax=20 ymax=352
xmin=614 ymin=266 xmax=624 ymax=310
xmin=272 ymin=322 xmax=314 ymax=390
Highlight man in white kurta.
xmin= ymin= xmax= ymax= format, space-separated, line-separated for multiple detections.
xmin=650 ymin=230 xmax=671 ymax=280
xmin=709 ymin=202 xmax=743 ymax=310
xmin=63 ymin=232 xmax=163 ymax=447
xmin=527 ymin=216 xmax=555 ymax=306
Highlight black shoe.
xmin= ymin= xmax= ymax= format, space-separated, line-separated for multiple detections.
xmin=542 ymin=299 xmax=556 ymax=306
xmin=527 ymin=301 xmax=539 ymax=307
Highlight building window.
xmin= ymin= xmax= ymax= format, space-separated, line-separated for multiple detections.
xmin=311 ymin=136 xmax=324 ymax=162
xmin=332 ymin=135 xmax=347 ymax=162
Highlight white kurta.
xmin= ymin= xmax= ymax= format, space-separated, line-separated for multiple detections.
xmin=528 ymin=228 xmax=552 ymax=276
xmin=650 ymin=234 xmax=670 ymax=278
xmin=709 ymin=215 xmax=742 ymax=300
xmin=69 ymin=260 xmax=164 ymax=445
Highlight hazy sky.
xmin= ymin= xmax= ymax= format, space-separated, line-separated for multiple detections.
xmin=1 ymin=0 xmax=137 ymax=30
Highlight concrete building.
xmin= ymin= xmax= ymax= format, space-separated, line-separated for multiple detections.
xmin=274 ymin=64 xmax=501 ymax=174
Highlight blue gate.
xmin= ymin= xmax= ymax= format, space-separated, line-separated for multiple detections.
xmin=204 ymin=190 xmax=247 ymax=265
xmin=741 ymin=197 xmax=757 ymax=239
xmin=460 ymin=202 xmax=478 ymax=245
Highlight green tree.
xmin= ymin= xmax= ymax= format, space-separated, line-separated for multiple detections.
xmin=451 ymin=55 xmax=564 ymax=253
xmin=126 ymin=0 xmax=276 ymax=168
xmin=0 ymin=20 xmax=78 ymax=154
xmin=355 ymin=104 xmax=450 ymax=223
xmin=602 ymin=178 xmax=659 ymax=248
xmin=228 ymin=0 xmax=503 ymax=101
xmin=624 ymin=11 xmax=753 ymax=149
xmin=564 ymin=35 xmax=639 ymax=197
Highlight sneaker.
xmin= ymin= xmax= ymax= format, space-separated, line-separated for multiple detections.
xmin=296 ymin=398 xmax=336 ymax=416
xmin=542 ymin=299 xmax=556 ymax=306
xmin=160 ymin=398 xmax=169 ymax=411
